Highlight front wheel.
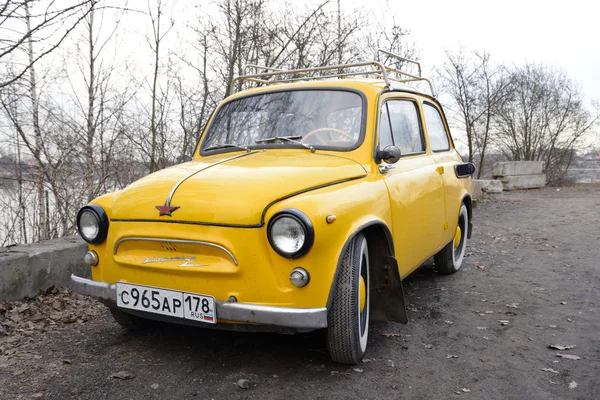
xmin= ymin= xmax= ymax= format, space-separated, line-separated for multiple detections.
xmin=327 ymin=233 xmax=370 ymax=364
xmin=434 ymin=203 xmax=469 ymax=274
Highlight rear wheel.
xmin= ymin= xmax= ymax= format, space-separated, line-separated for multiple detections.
xmin=434 ymin=203 xmax=469 ymax=274
xmin=109 ymin=307 xmax=154 ymax=330
xmin=327 ymin=233 xmax=370 ymax=364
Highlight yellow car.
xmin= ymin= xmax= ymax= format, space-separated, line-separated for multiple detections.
xmin=71 ymin=52 xmax=474 ymax=365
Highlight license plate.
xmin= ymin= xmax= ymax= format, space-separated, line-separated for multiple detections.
xmin=116 ymin=282 xmax=216 ymax=324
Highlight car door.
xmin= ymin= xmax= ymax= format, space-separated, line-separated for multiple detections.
xmin=422 ymin=101 xmax=464 ymax=243
xmin=378 ymin=96 xmax=447 ymax=278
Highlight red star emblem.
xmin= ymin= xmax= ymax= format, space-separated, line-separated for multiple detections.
xmin=155 ymin=203 xmax=180 ymax=216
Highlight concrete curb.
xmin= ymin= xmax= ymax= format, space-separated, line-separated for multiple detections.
xmin=0 ymin=236 xmax=89 ymax=301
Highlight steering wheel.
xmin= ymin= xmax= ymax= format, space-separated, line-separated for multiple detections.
xmin=302 ymin=127 xmax=354 ymax=145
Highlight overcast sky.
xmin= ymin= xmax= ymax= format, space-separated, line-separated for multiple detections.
xmin=373 ymin=0 xmax=600 ymax=104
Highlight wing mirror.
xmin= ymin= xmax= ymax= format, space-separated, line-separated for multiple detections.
xmin=377 ymin=145 xmax=401 ymax=164
xmin=455 ymin=163 xmax=476 ymax=178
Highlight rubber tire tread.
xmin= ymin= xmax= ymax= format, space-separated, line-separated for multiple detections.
xmin=109 ymin=307 xmax=151 ymax=330
xmin=433 ymin=239 xmax=455 ymax=274
xmin=327 ymin=233 xmax=365 ymax=364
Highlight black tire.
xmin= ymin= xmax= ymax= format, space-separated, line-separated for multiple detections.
xmin=434 ymin=203 xmax=469 ymax=274
xmin=109 ymin=307 xmax=153 ymax=330
xmin=327 ymin=233 xmax=370 ymax=364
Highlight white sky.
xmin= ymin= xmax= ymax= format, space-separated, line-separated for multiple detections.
xmin=375 ymin=0 xmax=600 ymax=103
xmin=119 ymin=0 xmax=600 ymax=105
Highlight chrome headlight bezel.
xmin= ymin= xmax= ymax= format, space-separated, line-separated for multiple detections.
xmin=267 ymin=209 xmax=314 ymax=259
xmin=76 ymin=205 xmax=109 ymax=245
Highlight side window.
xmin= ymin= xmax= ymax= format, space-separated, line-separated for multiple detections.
xmin=386 ymin=100 xmax=425 ymax=154
xmin=379 ymin=104 xmax=394 ymax=149
xmin=423 ymin=103 xmax=450 ymax=152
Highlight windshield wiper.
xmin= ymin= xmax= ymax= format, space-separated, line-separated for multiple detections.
xmin=255 ymin=135 xmax=315 ymax=153
xmin=204 ymin=143 xmax=250 ymax=152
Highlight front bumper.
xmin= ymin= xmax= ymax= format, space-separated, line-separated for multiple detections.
xmin=71 ymin=275 xmax=327 ymax=329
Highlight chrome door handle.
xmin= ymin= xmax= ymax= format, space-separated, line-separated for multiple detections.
xmin=379 ymin=164 xmax=396 ymax=174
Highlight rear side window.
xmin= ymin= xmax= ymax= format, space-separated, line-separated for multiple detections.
xmin=423 ymin=103 xmax=450 ymax=152
xmin=386 ymin=100 xmax=425 ymax=155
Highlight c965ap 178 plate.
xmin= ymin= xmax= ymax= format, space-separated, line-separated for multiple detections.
xmin=116 ymin=282 xmax=216 ymax=324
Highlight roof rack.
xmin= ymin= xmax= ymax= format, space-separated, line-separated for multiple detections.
xmin=230 ymin=49 xmax=436 ymax=97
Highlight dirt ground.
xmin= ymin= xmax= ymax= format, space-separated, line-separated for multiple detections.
xmin=1 ymin=184 xmax=599 ymax=400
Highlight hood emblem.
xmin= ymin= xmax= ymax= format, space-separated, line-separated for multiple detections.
xmin=156 ymin=203 xmax=180 ymax=217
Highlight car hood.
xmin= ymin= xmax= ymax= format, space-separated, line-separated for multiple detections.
xmin=110 ymin=151 xmax=367 ymax=226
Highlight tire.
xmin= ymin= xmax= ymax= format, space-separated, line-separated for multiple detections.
xmin=434 ymin=203 xmax=469 ymax=274
xmin=109 ymin=307 xmax=153 ymax=330
xmin=327 ymin=233 xmax=370 ymax=364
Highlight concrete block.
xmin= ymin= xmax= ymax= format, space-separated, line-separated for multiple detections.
xmin=472 ymin=180 xmax=486 ymax=199
xmin=472 ymin=179 xmax=504 ymax=199
xmin=0 ymin=251 xmax=30 ymax=300
xmin=486 ymin=180 xmax=504 ymax=193
xmin=499 ymin=174 xmax=547 ymax=190
xmin=493 ymin=161 xmax=545 ymax=177
xmin=0 ymin=236 xmax=88 ymax=301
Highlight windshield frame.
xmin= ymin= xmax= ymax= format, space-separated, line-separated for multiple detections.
xmin=199 ymin=87 xmax=368 ymax=156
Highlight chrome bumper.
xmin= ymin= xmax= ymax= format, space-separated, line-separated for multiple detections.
xmin=70 ymin=275 xmax=327 ymax=329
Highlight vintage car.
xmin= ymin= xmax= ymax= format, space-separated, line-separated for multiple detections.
xmin=71 ymin=51 xmax=474 ymax=365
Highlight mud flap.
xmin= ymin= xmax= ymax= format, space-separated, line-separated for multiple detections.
xmin=370 ymin=256 xmax=408 ymax=324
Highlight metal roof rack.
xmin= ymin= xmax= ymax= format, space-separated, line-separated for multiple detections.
xmin=230 ymin=49 xmax=436 ymax=97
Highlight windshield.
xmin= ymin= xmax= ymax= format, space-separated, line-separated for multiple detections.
xmin=201 ymin=90 xmax=364 ymax=153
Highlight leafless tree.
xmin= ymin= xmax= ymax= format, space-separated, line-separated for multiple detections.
xmin=147 ymin=0 xmax=173 ymax=172
xmin=436 ymin=48 xmax=511 ymax=177
xmin=494 ymin=64 xmax=599 ymax=183
xmin=0 ymin=0 xmax=98 ymax=88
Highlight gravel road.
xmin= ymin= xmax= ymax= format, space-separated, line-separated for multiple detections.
xmin=1 ymin=184 xmax=599 ymax=400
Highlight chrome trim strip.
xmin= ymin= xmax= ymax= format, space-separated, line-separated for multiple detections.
xmin=71 ymin=274 xmax=117 ymax=300
xmin=112 ymin=237 xmax=238 ymax=266
xmin=70 ymin=275 xmax=328 ymax=329
xmin=165 ymin=151 xmax=258 ymax=206
xmin=217 ymin=302 xmax=327 ymax=328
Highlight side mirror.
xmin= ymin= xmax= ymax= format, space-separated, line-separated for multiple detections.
xmin=455 ymin=163 xmax=476 ymax=178
xmin=377 ymin=145 xmax=401 ymax=164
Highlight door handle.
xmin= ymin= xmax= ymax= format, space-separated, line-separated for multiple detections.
xmin=436 ymin=166 xmax=444 ymax=175
xmin=379 ymin=164 xmax=396 ymax=174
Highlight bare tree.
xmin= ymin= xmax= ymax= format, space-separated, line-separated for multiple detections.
xmin=494 ymin=64 xmax=599 ymax=183
xmin=147 ymin=0 xmax=173 ymax=172
xmin=0 ymin=0 xmax=98 ymax=88
xmin=436 ymin=48 xmax=510 ymax=176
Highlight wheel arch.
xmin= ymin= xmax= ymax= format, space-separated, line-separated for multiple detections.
xmin=326 ymin=220 xmax=408 ymax=324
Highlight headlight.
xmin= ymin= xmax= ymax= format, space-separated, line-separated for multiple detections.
xmin=267 ymin=209 xmax=314 ymax=259
xmin=76 ymin=205 xmax=109 ymax=244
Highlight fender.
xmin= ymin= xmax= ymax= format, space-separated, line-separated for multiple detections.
xmin=326 ymin=221 xmax=408 ymax=324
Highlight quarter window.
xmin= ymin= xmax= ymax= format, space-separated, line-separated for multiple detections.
xmin=423 ymin=103 xmax=450 ymax=152
xmin=379 ymin=104 xmax=394 ymax=149
xmin=385 ymin=100 xmax=425 ymax=154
